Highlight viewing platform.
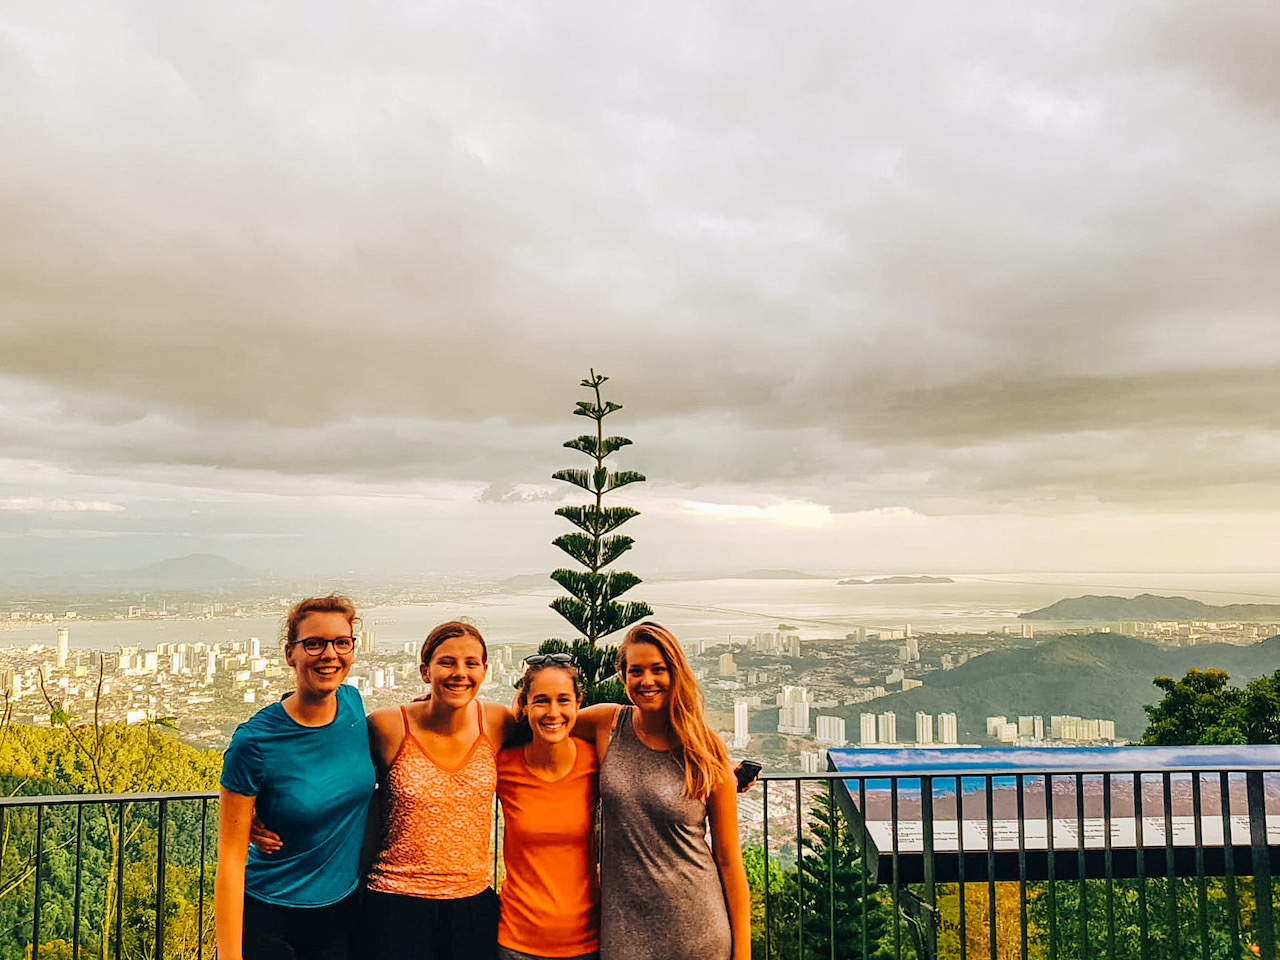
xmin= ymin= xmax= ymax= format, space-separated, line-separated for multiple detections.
xmin=4 ymin=746 xmax=1278 ymax=959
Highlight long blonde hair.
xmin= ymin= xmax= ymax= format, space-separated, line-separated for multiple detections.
xmin=618 ymin=621 xmax=729 ymax=802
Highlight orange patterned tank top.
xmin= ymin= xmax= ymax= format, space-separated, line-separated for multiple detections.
xmin=365 ymin=701 xmax=498 ymax=899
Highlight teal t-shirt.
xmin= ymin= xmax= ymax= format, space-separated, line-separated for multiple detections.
xmin=221 ymin=683 xmax=376 ymax=907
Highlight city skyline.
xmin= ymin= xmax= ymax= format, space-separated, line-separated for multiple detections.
xmin=4 ymin=3 xmax=1280 ymax=579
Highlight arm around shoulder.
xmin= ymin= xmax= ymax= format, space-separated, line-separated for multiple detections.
xmin=708 ymin=772 xmax=752 ymax=960
xmin=571 ymin=702 xmax=621 ymax=744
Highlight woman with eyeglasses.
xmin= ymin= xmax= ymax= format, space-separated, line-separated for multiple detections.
xmin=574 ymin=622 xmax=751 ymax=960
xmin=495 ymin=652 xmax=600 ymax=960
xmin=215 ymin=595 xmax=376 ymax=960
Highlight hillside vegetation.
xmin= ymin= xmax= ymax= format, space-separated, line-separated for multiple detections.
xmin=1021 ymin=593 xmax=1280 ymax=621
xmin=839 ymin=632 xmax=1280 ymax=742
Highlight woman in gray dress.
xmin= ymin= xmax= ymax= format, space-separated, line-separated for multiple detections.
xmin=576 ymin=621 xmax=751 ymax=960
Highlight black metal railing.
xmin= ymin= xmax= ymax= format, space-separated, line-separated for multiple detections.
xmin=748 ymin=756 xmax=1280 ymax=960
xmin=6 ymin=752 xmax=1279 ymax=960
xmin=0 ymin=790 xmax=219 ymax=960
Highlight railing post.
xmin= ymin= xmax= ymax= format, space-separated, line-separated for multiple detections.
xmin=1103 ymin=772 xmax=1116 ymax=959
xmin=33 ymin=803 xmax=43 ymax=960
xmin=1075 ymin=773 xmax=1088 ymax=960
xmin=116 ymin=801 xmax=126 ymax=960
xmin=1191 ymin=772 xmax=1208 ymax=960
xmin=199 ymin=797 xmax=209 ymax=960
xmin=1220 ymin=772 xmax=1240 ymax=956
xmin=74 ymin=802 xmax=83 ymax=960
xmin=956 ymin=776 xmax=966 ymax=960
xmin=1162 ymin=771 xmax=1177 ymax=958
xmin=156 ymin=797 xmax=168 ymax=960
xmin=827 ymin=781 xmax=835 ymax=960
xmin=891 ymin=778 xmax=901 ymax=960
xmin=860 ymin=778 xmax=869 ymax=960
xmin=1134 ymin=773 xmax=1149 ymax=960
xmin=763 ymin=778 xmax=771 ymax=960
xmin=1046 ymin=773 xmax=1057 ymax=960
xmin=922 ymin=776 xmax=937 ymax=960
xmin=796 ymin=778 xmax=805 ymax=960
xmin=1247 ymin=770 xmax=1274 ymax=960
xmin=1016 ymin=774 xmax=1027 ymax=960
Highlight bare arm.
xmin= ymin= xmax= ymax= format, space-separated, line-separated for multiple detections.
xmin=708 ymin=772 xmax=752 ymax=960
xmin=571 ymin=703 xmax=622 ymax=760
xmin=215 ymin=788 xmax=257 ymax=960
xmin=482 ymin=700 xmax=516 ymax=750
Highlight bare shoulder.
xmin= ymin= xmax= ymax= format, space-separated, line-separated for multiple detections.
xmin=367 ymin=705 xmax=403 ymax=734
xmin=481 ymin=700 xmax=515 ymax=745
xmin=367 ymin=706 xmax=407 ymax=751
xmin=572 ymin=702 xmax=622 ymax=743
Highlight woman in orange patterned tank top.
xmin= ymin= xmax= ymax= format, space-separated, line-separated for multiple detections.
xmin=361 ymin=621 xmax=515 ymax=960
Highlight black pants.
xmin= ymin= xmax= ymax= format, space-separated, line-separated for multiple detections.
xmin=362 ymin=888 xmax=499 ymax=960
xmin=243 ymin=891 xmax=358 ymax=960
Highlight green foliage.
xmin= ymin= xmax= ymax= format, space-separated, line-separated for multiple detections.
xmin=1026 ymin=875 xmax=1262 ymax=960
xmin=547 ymin=370 xmax=653 ymax=703
xmin=1142 ymin=667 xmax=1280 ymax=745
xmin=745 ymin=791 xmax=895 ymax=959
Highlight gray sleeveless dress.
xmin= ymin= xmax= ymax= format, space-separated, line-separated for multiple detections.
xmin=598 ymin=707 xmax=732 ymax=960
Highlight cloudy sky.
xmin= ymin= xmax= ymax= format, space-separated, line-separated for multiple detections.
xmin=3 ymin=1 xmax=1280 ymax=579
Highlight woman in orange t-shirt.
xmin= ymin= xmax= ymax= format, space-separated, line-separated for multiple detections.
xmin=496 ymin=655 xmax=600 ymax=960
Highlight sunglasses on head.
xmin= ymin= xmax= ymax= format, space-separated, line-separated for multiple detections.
xmin=523 ymin=652 xmax=574 ymax=667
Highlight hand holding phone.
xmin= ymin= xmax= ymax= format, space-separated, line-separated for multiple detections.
xmin=734 ymin=760 xmax=762 ymax=793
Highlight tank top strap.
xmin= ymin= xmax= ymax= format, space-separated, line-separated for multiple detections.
xmin=474 ymin=699 xmax=486 ymax=735
xmin=399 ymin=704 xmax=410 ymax=736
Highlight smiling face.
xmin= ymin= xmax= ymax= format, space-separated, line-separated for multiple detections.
xmin=420 ymin=634 xmax=488 ymax=708
xmin=623 ymin=641 xmax=671 ymax=714
xmin=522 ymin=667 xmax=580 ymax=746
xmin=285 ymin=610 xmax=355 ymax=700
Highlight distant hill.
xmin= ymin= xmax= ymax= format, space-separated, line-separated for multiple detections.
xmin=839 ymin=576 xmax=955 ymax=585
xmin=1021 ymin=593 xmax=1280 ymax=621
xmin=831 ymin=632 xmax=1280 ymax=742
xmin=129 ymin=554 xmax=254 ymax=586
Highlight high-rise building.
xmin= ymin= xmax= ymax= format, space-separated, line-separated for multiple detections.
xmin=777 ymin=686 xmax=813 ymax=735
xmin=56 ymin=627 xmax=70 ymax=669
xmin=1018 ymin=715 xmax=1037 ymax=737
xmin=816 ymin=715 xmax=847 ymax=747
xmin=915 ymin=711 xmax=933 ymax=744
xmin=732 ymin=700 xmax=750 ymax=750
xmin=248 ymin=637 xmax=261 ymax=659
xmin=718 ymin=653 xmax=737 ymax=677
xmin=938 ymin=713 xmax=958 ymax=744
xmin=360 ymin=630 xmax=376 ymax=654
xmin=877 ymin=711 xmax=897 ymax=744
xmin=860 ymin=713 xmax=878 ymax=745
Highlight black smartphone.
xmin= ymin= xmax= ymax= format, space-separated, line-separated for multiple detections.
xmin=734 ymin=760 xmax=763 ymax=791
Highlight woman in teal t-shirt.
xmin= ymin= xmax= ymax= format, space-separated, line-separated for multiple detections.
xmin=215 ymin=595 xmax=377 ymax=960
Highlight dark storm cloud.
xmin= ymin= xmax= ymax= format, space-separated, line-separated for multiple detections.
xmin=2 ymin=0 xmax=1280 ymax=525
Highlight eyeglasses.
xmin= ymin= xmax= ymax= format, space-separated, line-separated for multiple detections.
xmin=291 ymin=636 xmax=356 ymax=656
xmin=523 ymin=652 xmax=574 ymax=667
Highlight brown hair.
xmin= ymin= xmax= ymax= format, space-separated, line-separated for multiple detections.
xmin=420 ymin=621 xmax=487 ymax=668
xmin=282 ymin=595 xmax=358 ymax=651
xmin=618 ymin=621 xmax=730 ymax=802
xmin=510 ymin=659 xmax=583 ymax=746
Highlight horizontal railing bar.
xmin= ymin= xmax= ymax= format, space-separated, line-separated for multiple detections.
xmin=0 ymin=790 xmax=219 ymax=808
xmin=763 ymin=763 xmax=1280 ymax=780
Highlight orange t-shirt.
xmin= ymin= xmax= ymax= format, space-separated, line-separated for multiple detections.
xmin=497 ymin=741 xmax=600 ymax=957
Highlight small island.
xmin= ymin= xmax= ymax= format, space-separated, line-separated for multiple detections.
xmin=838 ymin=575 xmax=955 ymax=586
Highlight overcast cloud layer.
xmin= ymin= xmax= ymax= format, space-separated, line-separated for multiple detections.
xmin=3 ymin=1 xmax=1280 ymax=578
